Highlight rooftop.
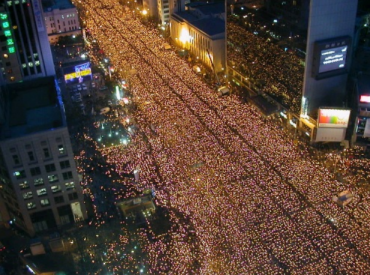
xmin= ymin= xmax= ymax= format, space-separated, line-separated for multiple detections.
xmin=173 ymin=2 xmax=225 ymax=37
xmin=0 ymin=77 xmax=65 ymax=139
xmin=42 ymin=0 xmax=75 ymax=11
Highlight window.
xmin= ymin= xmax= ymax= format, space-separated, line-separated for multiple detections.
xmin=54 ymin=195 xmax=64 ymax=204
xmin=27 ymin=151 xmax=35 ymax=162
xmin=48 ymin=174 xmax=58 ymax=183
xmin=36 ymin=188 xmax=47 ymax=196
xmin=23 ymin=191 xmax=33 ymax=199
xmin=30 ymin=167 xmax=41 ymax=176
xmin=40 ymin=199 xmax=50 ymax=206
xmin=58 ymin=144 xmax=65 ymax=155
xmin=12 ymin=154 xmax=20 ymax=165
xmin=34 ymin=178 xmax=44 ymax=186
xmin=14 ymin=170 xmax=26 ymax=179
xmin=59 ymin=160 xmax=70 ymax=169
xmin=51 ymin=185 xmax=61 ymax=193
xmin=68 ymin=192 xmax=78 ymax=201
xmin=27 ymin=202 xmax=36 ymax=210
xmin=43 ymin=148 xmax=50 ymax=158
xmin=65 ymin=182 xmax=74 ymax=190
xmin=45 ymin=163 xmax=56 ymax=173
xmin=19 ymin=181 xmax=29 ymax=189
xmin=62 ymin=171 xmax=73 ymax=180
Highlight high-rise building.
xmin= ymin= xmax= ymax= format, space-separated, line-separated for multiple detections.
xmin=227 ymin=0 xmax=359 ymax=143
xmin=0 ymin=76 xmax=87 ymax=236
xmin=0 ymin=0 xmax=55 ymax=84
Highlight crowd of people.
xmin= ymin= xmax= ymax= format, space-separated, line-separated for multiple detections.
xmin=74 ymin=0 xmax=370 ymax=274
xmin=227 ymin=18 xmax=304 ymax=113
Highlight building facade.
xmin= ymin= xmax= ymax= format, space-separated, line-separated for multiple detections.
xmin=0 ymin=0 xmax=55 ymax=84
xmin=170 ymin=2 xmax=225 ymax=73
xmin=0 ymin=77 xmax=86 ymax=236
xmin=42 ymin=0 xmax=81 ymax=44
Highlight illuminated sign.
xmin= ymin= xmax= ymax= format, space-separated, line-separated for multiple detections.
xmin=318 ymin=108 xmax=350 ymax=128
xmin=64 ymin=62 xmax=92 ymax=82
xmin=312 ymin=36 xmax=351 ymax=80
xmin=319 ymin=45 xmax=347 ymax=74
xmin=360 ymin=95 xmax=370 ymax=103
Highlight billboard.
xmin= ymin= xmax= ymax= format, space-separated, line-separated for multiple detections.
xmin=364 ymin=119 xmax=370 ymax=138
xmin=312 ymin=36 xmax=351 ymax=80
xmin=360 ymin=95 xmax=370 ymax=103
xmin=64 ymin=62 xmax=92 ymax=84
xmin=318 ymin=108 xmax=350 ymax=128
xmin=315 ymin=127 xmax=346 ymax=142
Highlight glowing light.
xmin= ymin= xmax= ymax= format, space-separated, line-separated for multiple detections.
xmin=179 ymin=27 xmax=190 ymax=43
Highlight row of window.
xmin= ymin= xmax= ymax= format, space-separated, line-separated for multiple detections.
xmin=11 ymin=144 xmax=66 ymax=166
xmin=23 ymin=182 xmax=75 ymax=200
xmin=17 ymin=171 xmax=73 ymax=189
xmin=14 ymin=161 xmax=71 ymax=178
xmin=47 ymin=14 xmax=76 ymax=21
xmin=26 ymin=192 xmax=78 ymax=210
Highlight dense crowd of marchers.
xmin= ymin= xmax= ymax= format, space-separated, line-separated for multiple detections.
xmin=75 ymin=0 xmax=370 ymax=273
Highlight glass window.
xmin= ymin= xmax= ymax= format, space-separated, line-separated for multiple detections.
xmin=65 ymin=182 xmax=74 ymax=190
xmin=48 ymin=174 xmax=58 ymax=183
xmin=12 ymin=154 xmax=20 ymax=165
xmin=30 ymin=167 xmax=41 ymax=176
xmin=54 ymin=195 xmax=64 ymax=204
xmin=68 ymin=192 xmax=78 ymax=201
xmin=45 ymin=163 xmax=56 ymax=173
xmin=19 ymin=181 xmax=29 ymax=189
xmin=58 ymin=144 xmax=65 ymax=154
xmin=60 ymin=160 xmax=70 ymax=169
xmin=62 ymin=171 xmax=73 ymax=180
xmin=36 ymin=188 xmax=47 ymax=196
xmin=43 ymin=148 xmax=50 ymax=158
xmin=14 ymin=170 xmax=26 ymax=179
xmin=51 ymin=185 xmax=61 ymax=193
xmin=23 ymin=191 xmax=33 ymax=199
xmin=27 ymin=202 xmax=36 ymax=210
xmin=34 ymin=178 xmax=44 ymax=186
xmin=40 ymin=199 xmax=50 ymax=206
xmin=28 ymin=151 xmax=35 ymax=162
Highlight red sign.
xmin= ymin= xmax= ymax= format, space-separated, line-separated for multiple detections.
xmin=360 ymin=95 xmax=370 ymax=103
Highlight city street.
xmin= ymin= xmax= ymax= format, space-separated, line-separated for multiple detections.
xmin=69 ymin=0 xmax=370 ymax=274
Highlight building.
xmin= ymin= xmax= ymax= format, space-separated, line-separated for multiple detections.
xmin=170 ymin=2 xmax=225 ymax=73
xmin=227 ymin=0 xmax=359 ymax=144
xmin=116 ymin=194 xmax=156 ymax=224
xmin=157 ymin=0 xmax=170 ymax=24
xmin=0 ymin=76 xmax=86 ymax=236
xmin=0 ymin=0 xmax=55 ymax=84
xmin=42 ymin=0 xmax=81 ymax=44
xmin=353 ymin=73 xmax=370 ymax=143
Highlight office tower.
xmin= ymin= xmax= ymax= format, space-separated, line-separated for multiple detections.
xmin=227 ymin=0 xmax=358 ymax=143
xmin=0 ymin=0 xmax=55 ymax=84
xmin=0 ymin=77 xmax=87 ymax=236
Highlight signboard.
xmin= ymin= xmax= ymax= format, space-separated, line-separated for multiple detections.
xmin=359 ymin=95 xmax=370 ymax=103
xmin=364 ymin=119 xmax=370 ymax=138
xmin=312 ymin=36 xmax=351 ymax=80
xmin=318 ymin=108 xmax=350 ymax=128
xmin=318 ymin=45 xmax=347 ymax=74
xmin=315 ymin=127 xmax=346 ymax=142
xmin=64 ymin=62 xmax=92 ymax=83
